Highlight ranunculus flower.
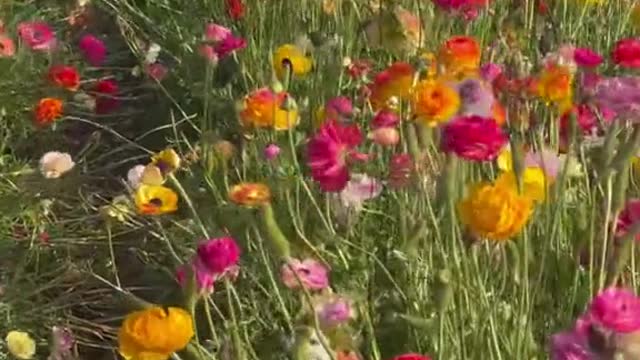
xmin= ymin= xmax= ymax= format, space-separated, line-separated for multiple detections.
xmin=176 ymin=262 xmax=215 ymax=294
xmin=535 ymin=64 xmax=574 ymax=110
xmin=313 ymin=294 xmax=355 ymax=328
xmin=325 ymin=96 xmax=353 ymax=122
xmin=264 ymin=144 xmax=281 ymax=160
xmin=338 ymin=174 xmax=383 ymax=210
xmin=369 ymin=62 xmax=415 ymax=110
xmin=48 ymin=65 xmax=80 ymax=91
xmin=432 ymin=0 xmax=489 ymax=20
xmin=197 ymin=237 xmax=241 ymax=275
xmin=559 ymin=103 xmax=615 ymax=139
xmin=34 ymin=98 xmax=63 ymax=127
xmin=617 ymin=199 xmax=640 ymax=241
xmin=281 ymin=258 xmax=329 ymax=290
xmin=134 ymin=184 xmax=178 ymax=215
xmin=201 ymin=23 xmax=247 ymax=63
xmin=118 ymin=307 xmax=194 ymax=360
xmin=612 ymin=38 xmax=640 ymax=69
xmin=371 ymin=110 xmax=400 ymax=129
xmin=228 ymin=182 xmax=271 ymax=207
xmin=307 ymin=120 xmax=363 ymax=192
xmin=411 ymin=79 xmax=461 ymax=126
xmin=480 ymin=63 xmax=503 ymax=83
xmin=17 ymin=21 xmax=56 ymax=51
xmin=455 ymin=77 xmax=496 ymax=118
xmin=369 ymin=127 xmax=400 ymax=146
xmin=593 ymin=76 xmax=640 ymax=120
xmin=79 ymin=34 xmax=106 ymax=66
xmin=586 ymin=287 xmax=640 ymax=333
xmin=226 ymin=0 xmax=245 ymax=20
xmin=151 ymin=148 xmax=181 ymax=175
xmin=145 ymin=63 xmax=168 ymax=81
xmin=441 ymin=115 xmax=507 ymax=162
xmin=40 ymin=151 xmax=75 ymax=179
xmin=573 ymin=47 xmax=603 ymax=67
xmin=439 ymin=35 xmax=481 ymax=73
xmin=239 ymin=88 xmax=299 ymax=130
xmin=524 ymin=148 xmax=562 ymax=181
xmin=0 ymin=34 xmax=16 ymax=57
xmin=93 ymin=79 xmax=119 ymax=114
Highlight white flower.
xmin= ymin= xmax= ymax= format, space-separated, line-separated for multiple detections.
xmin=126 ymin=165 xmax=146 ymax=189
xmin=145 ymin=43 xmax=162 ymax=64
xmin=339 ymin=174 xmax=383 ymax=210
xmin=40 ymin=152 xmax=75 ymax=179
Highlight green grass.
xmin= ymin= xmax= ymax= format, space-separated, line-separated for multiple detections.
xmin=1 ymin=0 xmax=639 ymax=359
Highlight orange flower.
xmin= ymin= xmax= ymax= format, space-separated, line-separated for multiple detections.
xmin=239 ymin=88 xmax=299 ymax=131
xmin=228 ymin=182 xmax=271 ymax=207
xmin=0 ymin=34 xmax=15 ymax=57
xmin=48 ymin=65 xmax=80 ymax=91
xmin=439 ymin=36 xmax=481 ymax=74
xmin=492 ymin=101 xmax=506 ymax=126
xmin=411 ymin=79 xmax=460 ymax=126
xmin=536 ymin=64 xmax=573 ymax=109
xmin=369 ymin=62 xmax=415 ymax=110
xmin=34 ymin=98 xmax=63 ymax=127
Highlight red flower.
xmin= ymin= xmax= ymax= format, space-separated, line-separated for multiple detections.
xmin=48 ymin=65 xmax=80 ymax=91
xmin=93 ymin=79 xmax=119 ymax=114
xmin=612 ymin=38 xmax=640 ymax=69
xmin=226 ymin=0 xmax=245 ymax=20
xmin=559 ymin=104 xmax=615 ymax=139
xmin=441 ymin=115 xmax=507 ymax=162
xmin=390 ymin=354 xmax=431 ymax=360
xmin=617 ymin=199 xmax=640 ymax=241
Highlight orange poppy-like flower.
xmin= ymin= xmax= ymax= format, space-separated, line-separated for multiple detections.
xmin=48 ymin=65 xmax=80 ymax=91
xmin=228 ymin=182 xmax=271 ymax=207
xmin=491 ymin=101 xmax=506 ymax=126
xmin=439 ymin=36 xmax=481 ymax=74
xmin=535 ymin=64 xmax=573 ymax=109
xmin=239 ymin=88 xmax=299 ymax=131
xmin=34 ymin=98 xmax=63 ymax=127
xmin=411 ymin=79 xmax=460 ymax=126
xmin=369 ymin=62 xmax=415 ymax=110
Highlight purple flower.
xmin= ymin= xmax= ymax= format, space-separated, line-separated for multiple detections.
xmin=587 ymin=287 xmax=640 ymax=333
xmin=454 ymin=78 xmax=495 ymax=118
xmin=281 ymin=258 xmax=329 ymax=291
xmin=197 ymin=237 xmax=241 ymax=275
xmin=594 ymin=76 xmax=640 ymax=120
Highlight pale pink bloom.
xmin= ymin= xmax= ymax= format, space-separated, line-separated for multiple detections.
xmin=549 ymin=330 xmax=594 ymax=360
xmin=316 ymin=296 xmax=354 ymax=327
xmin=454 ymin=78 xmax=495 ymax=117
xmin=200 ymin=45 xmax=218 ymax=64
xmin=17 ymin=21 xmax=56 ymax=51
xmin=586 ymin=287 xmax=640 ymax=333
xmin=126 ymin=165 xmax=146 ymax=189
xmin=201 ymin=23 xmax=246 ymax=61
xmin=205 ymin=23 xmax=232 ymax=42
xmin=40 ymin=152 xmax=75 ymax=179
xmin=79 ymin=34 xmax=106 ymax=66
xmin=281 ymin=258 xmax=329 ymax=290
xmin=369 ymin=127 xmax=400 ymax=146
xmin=339 ymin=174 xmax=383 ymax=210
xmin=524 ymin=149 xmax=561 ymax=180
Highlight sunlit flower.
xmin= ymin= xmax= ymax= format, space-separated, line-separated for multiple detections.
xmin=197 ymin=237 xmax=241 ymax=275
xmin=48 ymin=65 xmax=80 ymax=91
xmin=338 ymin=174 xmax=383 ymax=210
xmin=40 ymin=151 xmax=75 ymax=179
xmin=612 ymin=38 xmax=640 ymax=69
xmin=239 ymin=88 xmax=299 ymax=130
xmin=363 ymin=6 xmax=422 ymax=54
xmin=5 ymin=331 xmax=36 ymax=360
xmin=439 ymin=36 xmax=481 ymax=74
xmin=411 ymin=79 xmax=460 ymax=126
xmin=118 ymin=307 xmax=194 ymax=360
xmin=34 ymin=98 xmax=63 ymax=127
xmin=458 ymin=180 xmax=533 ymax=241
xmin=535 ymin=64 xmax=574 ymax=110
xmin=307 ymin=120 xmax=363 ymax=192
xmin=134 ymin=184 xmax=178 ymax=215
xmin=78 ymin=34 xmax=106 ymax=66
xmin=441 ymin=115 xmax=507 ymax=162
xmin=200 ymin=23 xmax=246 ymax=62
xmin=127 ymin=164 xmax=164 ymax=189
xmin=93 ymin=79 xmax=119 ymax=114
xmin=151 ymin=148 xmax=181 ymax=175
xmin=228 ymin=182 xmax=271 ymax=207
xmin=0 ymin=34 xmax=15 ymax=57
xmin=273 ymin=44 xmax=312 ymax=80
xmin=369 ymin=62 xmax=415 ymax=110
xmin=524 ymin=149 xmax=562 ymax=181
xmin=17 ymin=21 xmax=56 ymax=51
xmin=281 ymin=258 xmax=329 ymax=290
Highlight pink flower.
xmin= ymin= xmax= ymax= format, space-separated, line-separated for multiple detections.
xmin=0 ymin=34 xmax=15 ymax=57
xmin=79 ymin=34 xmax=106 ymax=66
xmin=389 ymin=354 xmax=431 ymax=360
xmin=339 ymin=174 xmax=383 ymax=210
xmin=93 ymin=79 xmax=119 ymax=114
xmin=559 ymin=104 xmax=615 ymax=139
xmin=307 ymin=120 xmax=363 ymax=192
xmin=432 ymin=0 xmax=489 ymax=20
xmin=441 ymin=115 xmax=507 ymax=162
xmin=316 ymin=296 xmax=354 ymax=327
xmin=201 ymin=23 xmax=246 ymax=61
xmin=587 ymin=287 xmax=640 ymax=333
xmin=616 ymin=199 xmax=640 ymax=240
xmin=176 ymin=263 xmax=215 ymax=294
xmin=17 ymin=21 xmax=56 ymax=51
xmin=145 ymin=63 xmax=168 ymax=81
xmin=388 ymin=153 xmax=414 ymax=189
xmin=200 ymin=45 xmax=218 ymax=63
xmin=281 ymin=258 xmax=329 ymax=290
xmin=371 ymin=110 xmax=399 ymax=129
xmin=325 ymin=96 xmax=354 ymax=122
xmin=480 ymin=63 xmax=503 ymax=83
xmin=574 ymin=47 xmax=603 ymax=68
xmin=549 ymin=331 xmax=594 ymax=360
xmin=612 ymin=38 xmax=640 ymax=69
xmin=197 ymin=237 xmax=241 ymax=275
xmin=369 ymin=127 xmax=400 ymax=146
xmin=524 ymin=149 xmax=561 ymax=180
xmin=214 ymin=34 xmax=247 ymax=58
xmin=205 ymin=24 xmax=232 ymax=42
xmin=264 ymin=143 xmax=281 ymax=160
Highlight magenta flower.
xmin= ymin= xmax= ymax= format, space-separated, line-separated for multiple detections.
xmin=17 ymin=21 xmax=56 ymax=51
xmin=587 ymin=287 xmax=640 ymax=333
xmin=281 ymin=258 xmax=329 ymax=291
xmin=612 ymin=38 xmax=640 ymax=69
xmin=264 ymin=143 xmax=281 ymax=160
xmin=201 ymin=23 xmax=246 ymax=62
xmin=480 ymin=63 xmax=503 ymax=83
xmin=441 ymin=115 xmax=507 ymax=162
xmin=49 ymin=326 xmax=75 ymax=360
xmin=574 ymin=47 xmax=603 ymax=68
xmin=197 ymin=237 xmax=241 ymax=275
xmin=559 ymin=104 xmax=615 ymax=139
xmin=549 ymin=330 xmax=594 ymax=360
xmin=616 ymin=199 xmax=640 ymax=241
xmin=79 ymin=34 xmax=106 ymax=66
xmin=316 ymin=296 xmax=354 ymax=327
xmin=371 ymin=110 xmax=399 ymax=129
xmin=307 ymin=120 xmax=363 ymax=192
xmin=431 ymin=0 xmax=489 ymax=20
xmin=325 ymin=96 xmax=353 ymax=122
xmin=176 ymin=263 xmax=215 ymax=294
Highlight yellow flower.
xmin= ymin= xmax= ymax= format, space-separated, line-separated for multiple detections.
xmin=151 ymin=148 xmax=181 ymax=175
xmin=239 ymin=88 xmax=299 ymax=131
xmin=497 ymin=147 xmax=514 ymax=172
xmin=134 ymin=184 xmax=178 ymax=215
xmin=5 ymin=331 xmax=36 ymax=360
xmin=140 ymin=164 xmax=165 ymax=186
xmin=536 ymin=64 xmax=573 ymax=109
xmin=273 ymin=44 xmax=313 ymax=80
xmin=118 ymin=307 xmax=194 ymax=360
xmin=411 ymin=79 xmax=460 ymax=127
xmin=228 ymin=182 xmax=271 ymax=207
xmin=458 ymin=181 xmax=533 ymax=241
xmin=496 ymin=168 xmax=549 ymax=203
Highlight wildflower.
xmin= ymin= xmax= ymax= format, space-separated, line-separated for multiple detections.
xmin=281 ymin=258 xmax=329 ymax=290
xmin=93 ymin=79 xmax=119 ymax=114
xmin=370 ymin=127 xmax=400 ymax=146
xmin=573 ymin=47 xmax=603 ymax=68
xmin=363 ymin=6 xmax=422 ymax=54
xmin=338 ymin=174 xmax=383 ymax=210
xmin=78 ymin=34 xmax=106 ymax=66
xmin=196 ymin=237 xmax=241 ymax=275
xmin=496 ymin=168 xmax=548 ymax=202
xmin=325 ymin=96 xmax=354 ymax=122
xmin=151 ymin=148 xmax=181 ymax=175
xmin=239 ymin=88 xmax=299 ymax=130
xmin=264 ymin=144 xmax=281 ymax=160
xmin=312 ymin=294 xmax=355 ymax=328
xmin=535 ymin=64 xmax=574 ymax=110
xmin=549 ymin=330 xmax=594 ymax=360
xmin=388 ymin=153 xmax=414 ymax=188
xmin=127 ymin=164 xmax=162 ymax=189
xmin=273 ymin=44 xmax=312 ymax=80
xmin=612 ymin=38 xmax=640 ymax=69
xmin=371 ymin=109 xmax=400 ymax=129
xmin=586 ymin=287 xmax=640 ymax=333
xmin=201 ymin=23 xmax=246 ymax=62
xmin=411 ymin=79 xmax=460 ymax=126
xmin=40 ymin=151 xmax=75 ymax=179
xmin=458 ymin=180 xmax=533 ymax=240
xmin=48 ymin=65 xmax=80 ymax=91
xmin=34 ymin=98 xmax=63 ymax=127
xmin=118 ymin=307 xmax=194 ymax=360
xmin=228 ymin=182 xmax=271 ymax=207
xmin=441 ymin=115 xmax=507 ymax=162
xmin=226 ymin=0 xmax=245 ymax=20
xmin=134 ymin=184 xmax=178 ymax=215
xmin=439 ymin=36 xmax=481 ymax=74
xmin=369 ymin=62 xmax=415 ymax=110
xmin=454 ymin=77 xmax=496 ymax=118
xmin=307 ymin=120 xmax=363 ymax=192
xmin=0 ymin=34 xmax=15 ymax=57
xmin=176 ymin=263 xmax=215 ymax=294
xmin=17 ymin=21 xmax=56 ymax=51
xmin=390 ymin=354 xmax=432 ymax=360
xmin=5 ymin=331 xmax=36 ymax=360
xmin=616 ymin=199 xmax=640 ymax=241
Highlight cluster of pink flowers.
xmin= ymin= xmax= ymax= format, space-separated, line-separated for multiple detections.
xmin=200 ymin=23 xmax=247 ymax=64
xmin=176 ymin=236 xmax=241 ymax=294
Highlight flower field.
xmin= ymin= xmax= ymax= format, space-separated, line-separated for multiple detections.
xmin=2 ymin=0 xmax=640 ymax=359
